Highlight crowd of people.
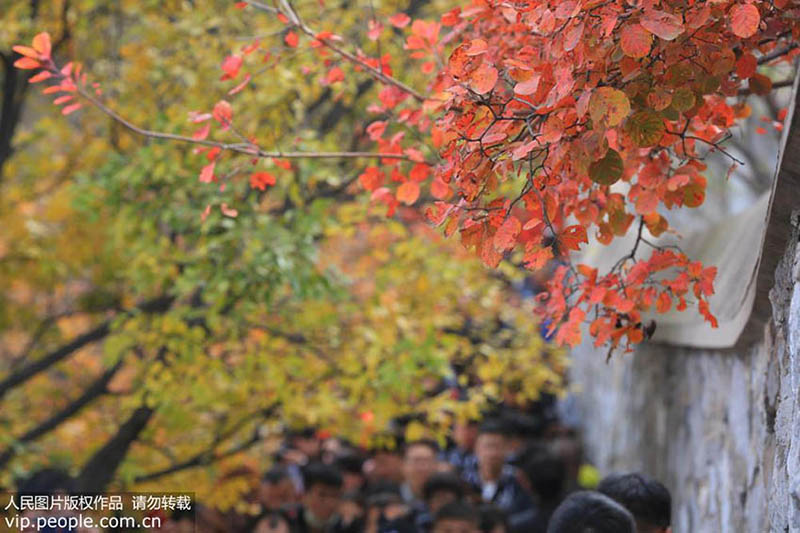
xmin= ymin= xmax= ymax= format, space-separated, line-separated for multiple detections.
xmin=187 ymin=405 xmax=673 ymax=533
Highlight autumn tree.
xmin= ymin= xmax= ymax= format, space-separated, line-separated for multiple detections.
xmin=15 ymin=0 xmax=800 ymax=352
xmin=1 ymin=0 xmax=563 ymax=504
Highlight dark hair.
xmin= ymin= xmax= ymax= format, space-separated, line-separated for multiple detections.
xmin=597 ymin=472 xmax=671 ymax=529
xmin=422 ymin=472 xmax=465 ymax=502
xmin=434 ymin=501 xmax=479 ymax=526
xmin=477 ymin=504 xmax=507 ymax=533
xmin=16 ymin=468 xmax=74 ymax=495
xmin=403 ymin=438 xmax=439 ymax=456
xmin=263 ymin=466 xmax=290 ymax=484
xmin=288 ymin=426 xmax=318 ymax=439
xmin=302 ymin=462 xmax=343 ymax=491
xmin=477 ymin=418 xmax=514 ymax=437
xmin=546 ymin=491 xmax=635 ymax=533
xmin=521 ymin=449 xmax=566 ymax=504
xmin=335 ymin=454 xmax=365 ymax=474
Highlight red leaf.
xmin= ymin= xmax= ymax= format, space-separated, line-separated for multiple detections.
xmin=367 ymin=20 xmax=383 ymax=41
xmin=560 ymin=225 xmax=588 ymax=251
xmin=366 ymin=121 xmax=387 ymax=141
xmin=736 ymin=53 xmax=757 ymax=79
xmin=61 ymin=103 xmax=82 ymax=115
xmin=199 ymin=162 xmax=216 ymax=183
xmin=220 ymin=203 xmax=239 ymax=218
xmin=28 ymin=71 xmax=52 ymax=83
xmin=494 ymin=216 xmax=521 ymax=252
xmin=250 ymin=171 xmax=276 ymax=190
xmin=285 ymin=31 xmax=299 ymax=47
xmin=514 ymin=73 xmax=541 ymax=96
xmin=730 ymin=4 xmax=760 ymax=38
xmin=409 ymin=163 xmax=430 ymax=182
xmin=389 ymin=13 xmax=411 ymax=28
xmin=212 ymin=100 xmax=233 ymax=128
xmin=359 ymin=167 xmax=384 ymax=191
xmin=220 ymin=55 xmax=243 ymax=80
xmin=523 ymin=245 xmax=553 ymax=271
xmin=227 ymin=74 xmax=252 ymax=95
xmin=620 ymin=24 xmax=652 ymax=58
xmin=640 ymin=10 xmax=684 ymax=41
xmin=511 ymin=140 xmax=537 ymax=161
xmin=325 ymin=66 xmax=345 ymax=84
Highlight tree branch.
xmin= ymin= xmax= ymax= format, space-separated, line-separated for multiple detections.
xmin=0 ymin=294 xmax=174 ymax=401
xmin=0 ymin=360 xmax=123 ymax=467
xmin=75 ymin=85 xmax=415 ymax=161
xmin=269 ymin=0 xmax=427 ymax=102
xmin=73 ymin=405 xmax=156 ymax=492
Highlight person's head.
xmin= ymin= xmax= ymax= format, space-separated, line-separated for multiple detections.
xmin=290 ymin=427 xmax=322 ymax=460
xmin=335 ymin=454 xmax=366 ymax=493
xmin=432 ymin=501 xmax=480 ymax=533
xmin=477 ymin=505 xmax=508 ymax=533
xmin=453 ymin=420 xmax=479 ymax=452
xmin=598 ymin=472 xmax=672 ymax=533
xmin=254 ymin=511 xmax=291 ymax=533
xmin=338 ymin=491 xmax=364 ymax=525
xmin=260 ymin=466 xmax=296 ymax=510
xmin=402 ymin=439 xmax=439 ymax=497
xmin=423 ymin=473 xmax=465 ymax=514
xmin=546 ymin=491 xmax=635 ymax=533
xmin=474 ymin=420 xmax=512 ymax=480
xmin=520 ymin=448 xmax=566 ymax=506
xmin=364 ymin=491 xmax=409 ymax=533
xmin=368 ymin=446 xmax=404 ymax=484
xmin=302 ymin=462 xmax=343 ymax=524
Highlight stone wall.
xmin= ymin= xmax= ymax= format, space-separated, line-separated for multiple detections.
xmin=569 ymin=215 xmax=800 ymax=532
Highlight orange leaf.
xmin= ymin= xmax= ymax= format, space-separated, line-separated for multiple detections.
xmin=523 ymin=244 xmax=553 ymax=270
xmin=32 ymin=32 xmax=52 ymax=58
xmin=430 ymin=177 xmax=451 ymax=200
xmin=656 ymin=292 xmax=672 ymax=313
xmin=14 ymin=57 xmax=40 ymax=69
xmin=397 ymin=181 xmax=420 ymax=205
xmin=359 ymin=167 xmax=384 ymax=191
xmin=468 ymin=62 xmax=498 ymax=95
xmin=12 ymin=45 xmax=39 ymax=59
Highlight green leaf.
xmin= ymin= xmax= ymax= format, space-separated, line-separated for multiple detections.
xmin=626 ymin=110 xmax=665 ymax=147
xmin=671 ymin=88 xmax=696 ymax=113
xmin=589 ymin=149 xmax=624 ymax=186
